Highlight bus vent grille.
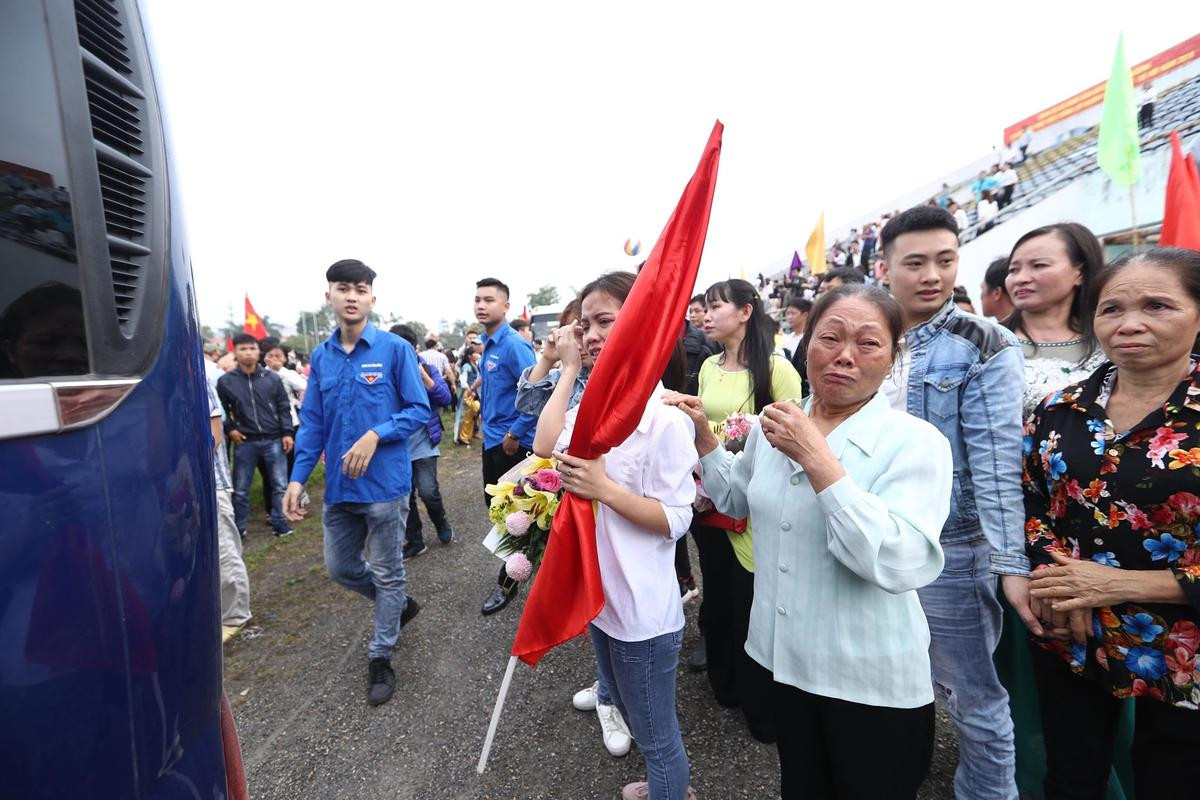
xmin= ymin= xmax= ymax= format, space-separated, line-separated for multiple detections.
xmin=74 ymin=0 xmax=131 ymax=76
xmin=111 ymin=258 xmax=141 ymax=321
xmin=75 ymin=0 xmax=152 ymax=332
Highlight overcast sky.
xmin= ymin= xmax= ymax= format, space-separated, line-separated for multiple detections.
xmin=142 ymin=1 xmax=1191 ymax=335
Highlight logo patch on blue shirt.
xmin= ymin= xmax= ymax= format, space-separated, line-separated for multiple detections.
xmin=485 ymin=361 xmax=498 ymax=371
xmin=361 ymin=370 xmax=383 ymax=384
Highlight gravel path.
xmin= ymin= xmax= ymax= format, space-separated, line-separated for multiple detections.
xmin=225 ymin=441 xmax=958 ymax=798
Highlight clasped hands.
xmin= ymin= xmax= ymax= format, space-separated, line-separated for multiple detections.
xmin=1008 ymin=551 xmax=1128 ymax=644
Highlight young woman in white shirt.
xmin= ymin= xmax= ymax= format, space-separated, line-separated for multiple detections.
xmin=535 ymin=271 xmax=698 ymax=800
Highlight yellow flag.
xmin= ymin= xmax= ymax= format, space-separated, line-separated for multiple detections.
xmin=805 ymin=213 xmax=826 ymax=275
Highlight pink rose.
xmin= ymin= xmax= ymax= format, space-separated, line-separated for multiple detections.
xmin=534 ymin=469 xmax=562 ymax=493
xmin=505 ymin=552 xmax=533 ymax=582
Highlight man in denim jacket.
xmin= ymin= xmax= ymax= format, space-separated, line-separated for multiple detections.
xmin=877 ymin=206 xmax=1028 ymax=800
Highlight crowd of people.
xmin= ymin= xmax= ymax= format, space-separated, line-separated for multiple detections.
xmin=203 ymin=206 xmax=1200 ymax=798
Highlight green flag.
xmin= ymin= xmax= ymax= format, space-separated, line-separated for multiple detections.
xmin=1096 ymin=33 xmax=1142 ymax=188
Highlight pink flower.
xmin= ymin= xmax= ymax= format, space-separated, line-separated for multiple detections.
xmin=505 ymin=552 xmax=533 ymax=582
xmin=1166 ymin=647 xmax=1197 ymax=686
xmin=1149 ymin=428 xmax=1187 ymax=468
xmin=1123 ymin=504 xmax=1153 ymax=531
xmin=505 ymin=510 xmax=532 ymax=537
xmin=723 ymin=413 xmax=752 ymax=441
xmin=1169 ymin=491 xmax=1200 ymax=516
xmin=534 ymin=469 xmax=563 ymax=493
xmin=1168 ymin=620 xmax=1200 ymax=656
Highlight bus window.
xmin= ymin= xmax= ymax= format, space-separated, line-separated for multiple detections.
xmin=0 ymin=4 xmax=88 ymax=380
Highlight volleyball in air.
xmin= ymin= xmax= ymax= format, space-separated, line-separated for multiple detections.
xmin=623 ymin=239 xmax=641 ymax=256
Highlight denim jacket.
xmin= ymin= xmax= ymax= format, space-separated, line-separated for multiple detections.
xmin=902 ymin=302 xmax=1028 ymax=575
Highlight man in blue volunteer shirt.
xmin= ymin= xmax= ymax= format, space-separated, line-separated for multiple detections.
xmin=284 ymin=259 xmax=430 ymax=707
xmin=474 ymin=277 xmax=537 ymax=616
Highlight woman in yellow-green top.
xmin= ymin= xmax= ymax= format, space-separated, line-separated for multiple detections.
xmin=692 ymin=278 xmax=802 ymax=743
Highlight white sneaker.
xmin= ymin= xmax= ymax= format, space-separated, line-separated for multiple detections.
xmin=572 ymin=681 xmax=598 ymax=711
xmin=596 ymin=702 xmax=632 ymax=757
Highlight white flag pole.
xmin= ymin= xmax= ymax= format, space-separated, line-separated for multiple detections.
xmin=476 ymin=655 xmax=519 ymax=774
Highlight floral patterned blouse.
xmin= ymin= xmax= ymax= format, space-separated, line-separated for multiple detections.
xmin=1023 ymin=359 xmax=1200 ymax=708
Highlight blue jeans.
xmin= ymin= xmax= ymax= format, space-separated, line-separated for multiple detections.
xmin=232 ymin=438 xmax=289 ymax=534
xmin=918 ymin=537 xmax=1017 ymax=800
xmin=453 ymin=395 xmax=466 ymax=442
xmin=590 ymin=624 xmax=688 ymax=800
xmin=406 ymin=456 xmax=451 ymax=547
xmin=323 ymin=499 xmax=409 ymax=660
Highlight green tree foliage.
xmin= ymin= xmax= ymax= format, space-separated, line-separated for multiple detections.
xmin=526 ymin=285 xmax=560 ymax=307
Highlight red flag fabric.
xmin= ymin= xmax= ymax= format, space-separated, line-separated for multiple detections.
xmin=511 ymin=121 xmax=723 ymax=666
xmin=243 ymin=294 xmax=268 ymax=339
xmin=1161 ymin=131 xmax=1200 ymax=251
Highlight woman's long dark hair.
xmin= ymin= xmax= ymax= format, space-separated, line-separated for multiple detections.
xmin=704 ymin=278 xmax=774 ymax=413
xmin=1002 ymin=222 xmax=1102 ymax=358
xmin=578 ymin=270 xmax=687 ymax=392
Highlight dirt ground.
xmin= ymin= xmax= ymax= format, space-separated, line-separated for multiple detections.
xmin=226 ymin=435 xmax=958 ymax=799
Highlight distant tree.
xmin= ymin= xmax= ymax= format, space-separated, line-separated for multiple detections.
xmin=439 ymin=318 xmax=471 ymax=350
xmin=200 ymin=324 xmax=216 ymax=340
xmin=527 ymin=285 xmax=560 ymax=307
xmin=281 ymin=334 xmax=310 ymax=354
xmin=258 ymin=314 xmax=284 ymax=339
xmin=407 ymin=320 xmax=429 ymax=341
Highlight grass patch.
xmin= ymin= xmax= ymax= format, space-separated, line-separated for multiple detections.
xmin=240 ymin=461 xmax=326 ymax=574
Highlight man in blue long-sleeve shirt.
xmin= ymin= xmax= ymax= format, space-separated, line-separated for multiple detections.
xmin=389 ymin=323 xmax=455 ymax=559
xmin=474 ymin=277 xmax=537 ymax=616
xmin=284 ymin=259 xmax=430 ymax=706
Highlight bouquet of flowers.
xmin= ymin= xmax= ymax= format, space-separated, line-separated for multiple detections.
xmin=482 ymin=456 xmax=565 ymax=583
xmin=722 ymin=412 xmax=753 ymax=453
xmin=694 ymin=412 xmax=754 ymax=532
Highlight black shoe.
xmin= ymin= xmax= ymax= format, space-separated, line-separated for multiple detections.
xmin=274 ymin=528 xmax=294 ymax=538
xmin=437 ymin=529 xmax=454 ymax=544
xmin=481 ymin=584 xmax=517 ymax=616
xmin=687 ymin=635 xmax=707 ymax=672
xmin=403 ymin=542 xmax=428 ymax=559
xmin=401 ymin=596 xmax=421 ymax=627
xmin=367 ymin=657 xmax=395 ymax=706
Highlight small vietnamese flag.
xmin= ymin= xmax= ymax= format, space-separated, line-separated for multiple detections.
xmin=244 ymin=294 xmax=267 ymax=339
xmin=1160 ymin=131 xmax=1200 ymax=251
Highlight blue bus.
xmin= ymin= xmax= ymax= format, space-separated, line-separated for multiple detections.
xmin=0 ymin=1 xmax=246 ymax=796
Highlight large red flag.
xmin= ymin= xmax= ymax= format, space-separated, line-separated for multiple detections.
xmin=243 ymin=294 xmax=268 ymax=339
xmin=1161 ymin=131 xmax=1200 ymax=251
xmin=512 ymin=121 xmax=723 ymax=666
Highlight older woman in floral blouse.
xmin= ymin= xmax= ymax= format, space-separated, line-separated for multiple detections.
xmin=1021 ymin=248 xmax=1200 ymax=799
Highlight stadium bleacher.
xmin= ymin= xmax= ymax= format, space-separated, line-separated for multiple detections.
xmin=958 ymin=70 xmax=1200 ymax=243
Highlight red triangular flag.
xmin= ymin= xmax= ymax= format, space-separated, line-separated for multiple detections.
xmin=511 ymin=121 xmax=723 ymax=666
xmin=243 ymin=294 xmax=268 ymax=339
xmin=1161 ymin=131 xmax=1200 ymax=251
